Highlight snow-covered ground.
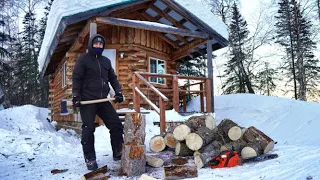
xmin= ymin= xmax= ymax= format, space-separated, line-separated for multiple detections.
xmin=0 ymin=94 xmax=319 ymax=180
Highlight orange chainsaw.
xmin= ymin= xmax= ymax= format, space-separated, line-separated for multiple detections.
xmin=208 ymin=150 xmax=278 ymax=168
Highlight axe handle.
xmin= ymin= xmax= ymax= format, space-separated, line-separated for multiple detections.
xmin=66 ymin=97 xmax=116 ymax=106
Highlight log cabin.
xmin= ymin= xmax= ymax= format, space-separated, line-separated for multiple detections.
xmin=38 ymin=0 xmax=229 ymax=133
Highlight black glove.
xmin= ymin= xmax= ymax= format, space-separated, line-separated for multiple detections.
xmin=114 ymin=92 xmax=124 ymax=103
xmin=72 ymin=95 xmax=81 ymax=108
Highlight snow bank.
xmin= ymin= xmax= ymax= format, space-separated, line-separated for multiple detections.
xmin=187 ymin=94 xmax=320 ymax=147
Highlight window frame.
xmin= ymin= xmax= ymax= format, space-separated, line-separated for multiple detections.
xmin=149 ymin=57 xmax=166 ymax=85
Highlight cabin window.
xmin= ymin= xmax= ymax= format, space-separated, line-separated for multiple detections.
xmin=149 ymin=57 xmax=166 ymax=84
xmin=62 ymin=62 xmax=67 ymax=88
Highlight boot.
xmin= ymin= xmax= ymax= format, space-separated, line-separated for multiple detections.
xmin=86 ymin=159 xmax=98 ymax=170
xmin=113 ymin=150 xmax=122 ymax=161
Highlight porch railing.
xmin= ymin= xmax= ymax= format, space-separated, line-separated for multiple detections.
xmin=132 ymin=72 xmax=212 ymax=133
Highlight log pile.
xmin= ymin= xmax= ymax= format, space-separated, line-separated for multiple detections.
xmin=148 ymin=114 xmax=275 ymax=170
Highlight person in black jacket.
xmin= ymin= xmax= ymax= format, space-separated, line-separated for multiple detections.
xmin=72 ymin=34 xmax=124 ymax=170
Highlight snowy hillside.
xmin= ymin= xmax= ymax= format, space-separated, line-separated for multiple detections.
xmin=0 ymin=94 xmax=319 ymax=180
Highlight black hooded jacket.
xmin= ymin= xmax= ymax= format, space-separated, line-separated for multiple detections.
xmin=72 ymin=34 xmax=121 ymax=101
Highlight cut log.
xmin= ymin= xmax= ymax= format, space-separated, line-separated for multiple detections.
xmin=185 ymin=114 xmax=216 ymax=131
xmin=124 ymin=113 xmax=146 ymax=145
xmin=121 ymin=144 xmax=146 ymax=177
xmin=164 ymin=133 xmax=177 ymax=148
xmin=139 ymin=174 xmax=161 ymax=180
xmin=218 ymin=118 xmax=242 ymax=141
xmin=220 ymin=140 xmax=247 ymax=153
xmin=186 ymin=127 xmax=215 ymax=151
xmin=173 ymin=124 xmax=191 ymax=141
xmin=175 ymin=142 xmax=193 ymax=156
xmin=199 ymin=140 xmax=221 ymax=155
xmin=80 ymin=165 xmax=108 ymax=180
xmin=241 ymin=143 xmax=263 ymax=159
xmin=149 ymin=135 xmax=166 ymax=152
xmin=193 ymin=151 xmax=213 ymax=169
xmin=163 ymin=159 xmax=198 ymax=180
xmin=146 ymin=155 xmax=164 ymax=168
xmin=242 ymin=126 xmax=275 ymax=154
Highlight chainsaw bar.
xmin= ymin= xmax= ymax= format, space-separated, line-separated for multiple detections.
xmin=242 ymin=153 xmax=278 ymax=163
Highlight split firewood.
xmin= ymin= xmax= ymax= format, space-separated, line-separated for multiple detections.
xmin=146 ymin=155 xmax=164 ymax=168
xmin=241 ymin=143 xmax=263 ymax=159
xmin=218 ymin=118 xmax=243 ymax=141
xmin=139 ymin=174 xmax=161 ymax=180
xmin=51 ymin=169 xmax=68 ymax=175
xmin=185 ymin=127 xmax=215 ymax=151
xmin=175 ymin=141 xmax=193 ymax=156
xmin=149 ymin=135 xmax=166 ymax=152
xmin=172 ymin=124 xmax=191 ymax=141
xmin=185 ymin=114 xmax=216 ymax=131
xmin=193 ymin=151 xmax=213 ymax=169
xmin=121 ymin=144 xmax=146 ymax=177
xmin=220 ymin=140 xmax=247 ymax=153
xmin=80 ymin=165 xmax=108 ymax=180
xmin=163 ymin=158 xmax=198 ymax=180
xmin=242 ymin=126 xmax=275 ymax=153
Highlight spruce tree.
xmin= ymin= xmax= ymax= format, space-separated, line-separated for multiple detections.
xmin=275 ymin=0 xmax=320 ymax=101
xmin=220 ymin=3 xmax=254 ymax=94
xmin=256 ymin=62 xmax=277 ymax=96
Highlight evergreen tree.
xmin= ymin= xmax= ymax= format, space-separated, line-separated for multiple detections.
xmin=220 ymin=3 xmax=255 ymax=94
xmin=256 ymin=62 xmax=277 ymax=96
xmin=275 ymin=0 xmax=320 ymax=101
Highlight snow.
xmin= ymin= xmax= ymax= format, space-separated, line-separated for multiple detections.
xmin=1 ymin=94 xmax=320 ymax=179
xmin=37 ymin=0 xmax=228 ymax=73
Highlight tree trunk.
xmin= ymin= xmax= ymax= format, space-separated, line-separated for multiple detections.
xmin=185 ymin=114 xmax=216 ymax=131
xmin=175 ymin=141 xmax=194 ymax=156
xmin=218 ymin=118 xmax=242 ymax=141
xmin=146 ymin=155 xmax=164 ymax=168
xmin=80 ymin=165 xmax=108 ymax=180
xmin=242 ymin=126 xmax=275 ymax=153
xmin=123 ymin=113 xmax=146 ymax=145
xmin=121 ymin=145 xmax=146 ymax=177
xmin=163 ymin=159 xmax=198 ymax=180
xmin=149 ymin=135 xmax=166 ymax=152
xmin=241 ymin=143 xmax=263 ymax=159
xmin=173 ymin=124 xmax=191 ymax=141
xmin=186 ymin=127 xmax=215 ymax=151
xmin=199 ymin=140 xmax=221 ymax=155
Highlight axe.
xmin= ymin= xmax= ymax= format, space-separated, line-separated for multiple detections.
xmin=60 ymin=97 xmax=125 ymax=115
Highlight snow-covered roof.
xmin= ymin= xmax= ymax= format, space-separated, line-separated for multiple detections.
xmin=37 ymin=0 xmax=228 ymax=75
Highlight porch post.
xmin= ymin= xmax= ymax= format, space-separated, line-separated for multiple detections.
xmin=90 ymin=23 xmax=97 ymax=37
xmin=206 ymin=39 xmax=214 ymax=113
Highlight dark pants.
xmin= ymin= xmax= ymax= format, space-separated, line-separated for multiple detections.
xmin=80 ymin=102 xmax=123 ymax=161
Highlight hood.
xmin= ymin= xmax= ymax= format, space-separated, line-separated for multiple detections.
xmin=88 ymin=34 xmax=106 ymax=55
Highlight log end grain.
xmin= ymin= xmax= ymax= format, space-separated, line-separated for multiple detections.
xmin=150 ymin=136 xmax=166 ymax=153
xmin=228 ymin=126 xmax=242 ymax=141
xmin=186 ymin=133 xmax=203 ymax=151
xmin=263 ymin=141 xmax=275 ymax=154
xmin=164 ymin=133 xmax=177 ymax=148
xmin=173 ymin=124 xmax=191 ymax=141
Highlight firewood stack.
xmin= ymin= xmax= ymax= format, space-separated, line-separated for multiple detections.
xmin=149 ymin=115 xmax=275 ymax=169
